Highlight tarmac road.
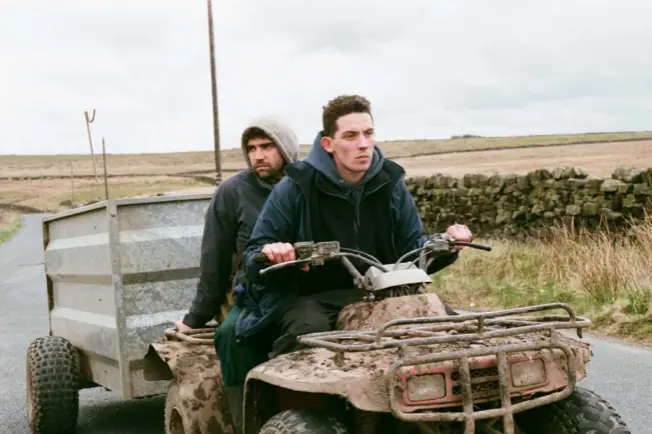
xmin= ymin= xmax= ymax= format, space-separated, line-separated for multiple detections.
xmin=1 ymin=214 xmax=650 ymax=433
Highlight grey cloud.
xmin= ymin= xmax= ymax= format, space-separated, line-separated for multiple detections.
xmin=1 ymin=0 xmax=652 ymax=155
xmin=235 ymin=0 xmax=435 ymax=54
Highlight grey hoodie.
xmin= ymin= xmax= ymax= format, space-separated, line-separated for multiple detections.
xmin=182 ymin=116 xmax=300 ymax=328
xmin=240 ymin=116 xmax=300 ymax=171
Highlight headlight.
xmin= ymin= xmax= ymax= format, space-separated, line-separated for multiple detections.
xmin=510 ymin=359 xmax=546 ymax=388
xmin=406 ymin=373 xmax=446 ymax=401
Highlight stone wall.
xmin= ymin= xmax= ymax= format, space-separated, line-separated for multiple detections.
xmin=406 ymin=166 xmax=652 ymax=238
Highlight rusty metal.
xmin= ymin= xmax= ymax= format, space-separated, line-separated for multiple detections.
xmin=376 ymin=303 xmax=584 ymax=341
xmin=206 ymin=0 xmax=221 ymax=185
xmin=386 ymin=339 xmax=578 ymax=434
xmin=293 ymin=302 xmax=589 ymax=433
xmin=297 ymin=303 xmax=591 ymax=353
xmin=164 ymin=326 xmax=217 ymax=345
xmin=244 ymin=293 xmax=591 ymax=433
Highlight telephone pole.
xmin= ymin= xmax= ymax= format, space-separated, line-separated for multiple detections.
xmin=206 ymin=0 xmax=222 ymax=185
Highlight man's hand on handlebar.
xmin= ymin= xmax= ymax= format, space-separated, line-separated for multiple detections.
xmin=259 ymin=242 xmax=310 ymax=271
xmin=446 ymin=223 xmax=473 ymax=251
xmin=262 ymin=242 xmax=296 ymax=263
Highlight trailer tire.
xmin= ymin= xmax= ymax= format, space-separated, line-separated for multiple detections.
xmin=26 ymin=335 xmax=80 ymax=434
xmin=259 ymin=408 xmax=349 ymax=434
xmin=515 ymin=386 xmax=631 ymax=433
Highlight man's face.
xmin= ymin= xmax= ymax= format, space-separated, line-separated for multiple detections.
xmin=246 ymin=137 xmax=285 ymax=179
xmin=321 ymin=112 xmax=375 ymax=182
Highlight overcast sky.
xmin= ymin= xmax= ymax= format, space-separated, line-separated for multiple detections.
xmin=1 ymin=0 xmax=650 ymax=155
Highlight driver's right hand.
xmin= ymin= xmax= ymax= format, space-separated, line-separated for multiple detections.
xmin=261 ymin=242 xmax=296 ymax=263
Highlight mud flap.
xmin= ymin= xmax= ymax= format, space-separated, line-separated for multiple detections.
xmin=143 ymin=343 xmax=174 ymax=382
xmin=143 ymin=340 xmax=236 ymax=433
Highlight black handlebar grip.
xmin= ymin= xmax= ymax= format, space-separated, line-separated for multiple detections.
xmin=456 ymin=241 xmax=492 ymax=251
xmin=253 ymin=253 xmax=269 ymax=263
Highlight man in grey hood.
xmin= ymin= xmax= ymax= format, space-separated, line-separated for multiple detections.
xmin=174 ymin=116 xmax=299 ymax=433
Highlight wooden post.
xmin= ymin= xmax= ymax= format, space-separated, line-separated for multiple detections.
xmin=102 ymin=137 xmax=109 ymax=200
xmin=70 ymin=160 xmax=75 ymax=205
xmin=84 ymin=109 xmax=101 ymax=199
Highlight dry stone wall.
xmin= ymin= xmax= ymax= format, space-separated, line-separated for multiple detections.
xmin=406 ymin=166 xmax=652 ymax=238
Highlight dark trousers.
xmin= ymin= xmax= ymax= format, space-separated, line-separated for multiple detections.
xmin=269 ymin=288 xmax=366 ymax=357
xmin=214 ymin=305 xmax=276 ymax=387
xmin=215 ymin=288 xmax=365 ymax=386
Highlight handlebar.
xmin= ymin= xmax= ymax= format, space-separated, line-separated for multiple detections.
xmin=252 ymin=235 xmax=491 ymax=276
xmin=454 ymin=241 xmax=492 ymax=251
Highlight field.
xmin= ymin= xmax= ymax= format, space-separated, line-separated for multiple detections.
xmin=3 ymin=131 xmax=652 ymax=212
xmin=431 ymin=219 xmax=652 ymax=345
xmin=2 ymin=130 xmax=652 ymax=343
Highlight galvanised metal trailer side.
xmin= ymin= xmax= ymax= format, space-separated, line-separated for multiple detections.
xmin=25 ymin=193 xmax=213 ymax=433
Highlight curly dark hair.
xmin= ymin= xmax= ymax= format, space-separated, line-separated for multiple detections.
xmin=322 ymin=94 xmax=373 ymax=137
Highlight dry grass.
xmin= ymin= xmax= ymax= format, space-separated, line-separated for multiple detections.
xmin=0 ymin=210 xmax=23 ymax=244
xmin=2 ymin=131 xmax=651 ymax=179
xmin=3 ymin=131 xmax=651 ymax=214
xmin=431 ymin=217 xmax=652 ymax=344
xmin=2 ymin=176 xmax=207 ymax=213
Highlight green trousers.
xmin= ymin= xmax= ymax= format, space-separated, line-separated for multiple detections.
xmin=213 ymin=306 xmax=271 ymax=387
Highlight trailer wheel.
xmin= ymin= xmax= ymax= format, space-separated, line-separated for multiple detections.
xmin=26 ymin=335 xmax=80 ymax=434
xmin=515 ymin=386 xmax=631 ymax=433
xmin=259 ymin=408 xmax=349 ymax=434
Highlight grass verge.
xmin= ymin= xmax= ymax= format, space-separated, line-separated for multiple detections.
xmin=0 ymin=211 xmax=24 ymax=244
xmin=430 ymin=217 xmax=652 ymax=345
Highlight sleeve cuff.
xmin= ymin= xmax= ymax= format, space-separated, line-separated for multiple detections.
xmin=182 ymin=312 xmax=208 ymax=329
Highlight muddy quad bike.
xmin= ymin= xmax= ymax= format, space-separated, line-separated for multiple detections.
xmin=144 ymin=235 xmax=630 ymax=434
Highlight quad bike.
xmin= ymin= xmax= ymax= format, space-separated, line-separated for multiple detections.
xmin=144 ymin=235 xmax=631 ymax=434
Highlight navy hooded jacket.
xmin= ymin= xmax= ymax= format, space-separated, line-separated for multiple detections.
xmin=233 ymin=132 xmax=458 ymax=339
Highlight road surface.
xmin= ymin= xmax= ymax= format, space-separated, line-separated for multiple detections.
xmin=0 ymin=214 xmax=650 ymax=433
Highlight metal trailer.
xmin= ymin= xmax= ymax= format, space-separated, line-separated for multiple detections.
xmin=25 ymin=193 xmax=213 ymax=434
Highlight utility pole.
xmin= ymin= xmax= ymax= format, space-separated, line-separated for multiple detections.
xmin=206 ymin=0 xmax=222 ymax=185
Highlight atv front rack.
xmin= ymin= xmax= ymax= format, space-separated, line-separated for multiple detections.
xmin=386 ymin=337 xmax=579 ymax=434
xmin=297 ymin=302 xmax=591 ymax=353
xmin=297 ymin=303 xmax=592 ymax=434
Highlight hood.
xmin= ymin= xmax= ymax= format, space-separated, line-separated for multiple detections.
xmin=304 ymin=131 xmax=384 ymax=189
xmin=240 ymin=116 xmax=300 ymax=169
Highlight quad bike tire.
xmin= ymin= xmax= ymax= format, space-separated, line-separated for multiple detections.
xmin=259 ymin=409 xmax=349 ymax=434
xmin=26 ymin=335 xmax=80 ymax=434
xmin=515 ymin=386 xmax=630 ymax=433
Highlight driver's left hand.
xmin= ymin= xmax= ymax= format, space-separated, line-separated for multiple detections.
xmin=446 ymin=223 xmax=473 ymax=250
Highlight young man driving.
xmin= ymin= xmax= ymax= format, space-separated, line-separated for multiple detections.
xmin=236 ymin=94 xmax=473 ymax=360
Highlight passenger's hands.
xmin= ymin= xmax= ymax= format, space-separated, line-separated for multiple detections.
xmin=173 ymin=320 xmax=193 ymax=333
xmin=446 ymin=223 xmax=473 ymax=250
xmin=261 ymin=242 xmax=296 ymax=263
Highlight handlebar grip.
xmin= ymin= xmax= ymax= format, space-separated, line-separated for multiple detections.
xmin=456 ymin=241 xmax=492 ymax=251
xmin=253 ymin=253 xmax=270 ymax=263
